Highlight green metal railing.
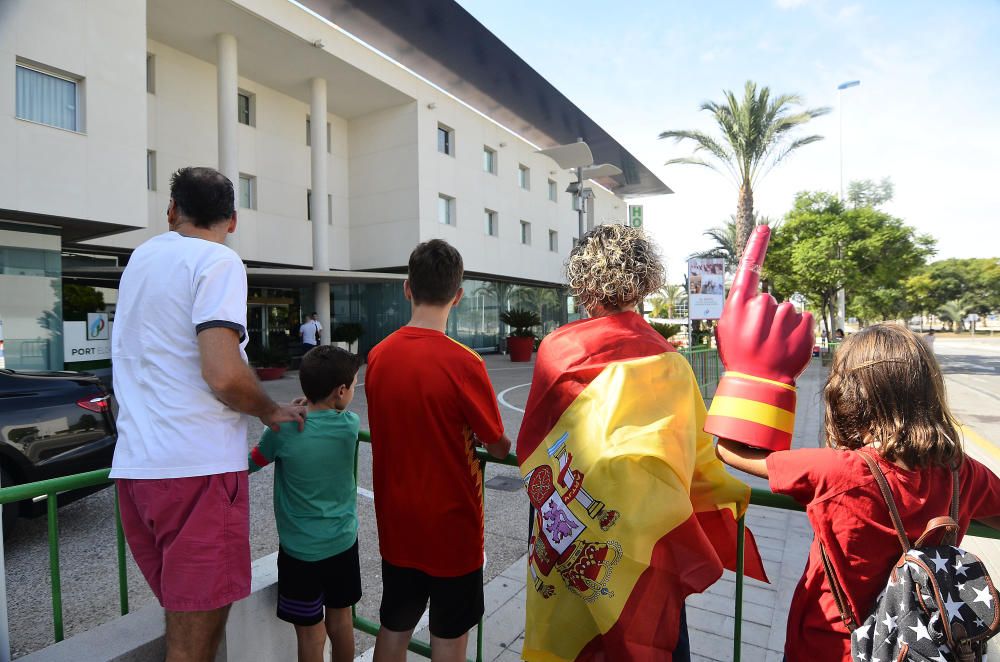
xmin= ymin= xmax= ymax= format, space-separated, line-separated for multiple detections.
xmin=678 ymin=346 xmax=722 ymax=401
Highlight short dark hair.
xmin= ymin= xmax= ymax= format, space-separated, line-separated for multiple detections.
xmin=299 ymin=346 xmax=361 ymax=404
xmin=407 ymin=239 xmax=464 ymax=305
xmin=169 ymin=167 xmax=235 ymax=228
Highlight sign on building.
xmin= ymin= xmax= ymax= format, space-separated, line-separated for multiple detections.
xmin=629 ymin=205 xmax=643 ymax=228
xmin=687 ymin=258 xmax=726 ymax=320
xmin=65 ymin=313 xmax=111 ymax=363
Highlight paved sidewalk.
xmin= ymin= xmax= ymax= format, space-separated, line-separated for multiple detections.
xmin=354 ymin=359 xmax=827 ymax=662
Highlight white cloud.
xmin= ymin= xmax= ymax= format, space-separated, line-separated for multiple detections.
xmin=774 ymin=0 xmax=809 ymax=9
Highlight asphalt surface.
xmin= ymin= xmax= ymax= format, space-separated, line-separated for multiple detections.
xmin=2 ymin=354 xmax=536 ymax=658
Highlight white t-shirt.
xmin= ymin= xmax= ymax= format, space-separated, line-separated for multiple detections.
xmin=300 ymin=320 xmax=321 ymax=345
xmin=110 ymin=232 xmax=249 ymax=479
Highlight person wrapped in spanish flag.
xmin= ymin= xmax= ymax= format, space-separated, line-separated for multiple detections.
xmin=517 ymin=224 xmax=771 ymax=661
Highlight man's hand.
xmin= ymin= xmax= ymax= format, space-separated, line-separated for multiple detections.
xmin=261 ymin=404 xmax=307 ymax=433
xmin=704 ymin=226 xmax=815 ymax=451
xmin=290 ymin=396 xmax=309 ymax=407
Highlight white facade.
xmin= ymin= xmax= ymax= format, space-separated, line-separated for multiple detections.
xmin=0 ymin=0 xmax=629 ymax=284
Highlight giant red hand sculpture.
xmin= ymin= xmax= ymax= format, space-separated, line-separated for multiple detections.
xmin=704 ymin=226 xmax=815 ymax=451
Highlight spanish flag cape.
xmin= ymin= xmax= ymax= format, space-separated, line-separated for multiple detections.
xmin=517 ymin=312 xmax=767 ymax=661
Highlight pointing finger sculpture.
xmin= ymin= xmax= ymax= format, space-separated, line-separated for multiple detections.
xmin=704 ymin=225 xmax=815 ymax=451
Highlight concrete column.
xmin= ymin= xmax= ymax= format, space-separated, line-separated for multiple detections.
xmin=216 ymin=33 xmax=240 ymax=253
xmin=310 ymin=77 xmax=331 ymax=345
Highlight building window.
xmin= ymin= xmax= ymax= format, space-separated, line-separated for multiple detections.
xmin=518 ymin=165 xmax=530 ymax=190
xmin=306 ymin=117 xmax=331 ymax=152
xmin=15 ymin=63 xmax=81 ymax=132
xmin=307 ymin=189 xmax=312 ymax=221
xmin=437 ymin=124 xmax=454 ymax=156
xmin=548 ymin=179 xmax=557 ymax=202
xmin=520 ymin=220 xmax=531 ymax=245
xmin=146 ymin=53 xmax=155 ymax=94
xmin=438 ymin=194 xmax=455 ymax=226
xmin=146 ymin=150 xmax=156 ymax=191
xmin=239 ymin=174 xmax=256 ymax=209
xmin=307 ymin=190 xmax=334 ymax=223
xmin=485 ymin=209 xmax=498 ymax=237
xmin=237 ymin=91 xmax=254 ymax=126
xmin=328 ymin=193 xmax=333 ymax=225
xmin=549 ymin=230 xmax=558 ymax=252
xmin=483 ymin=146 xmax=497 ymax=174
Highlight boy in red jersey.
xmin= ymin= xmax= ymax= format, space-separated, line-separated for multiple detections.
xmin=367 ymin=239 xmax=511 ymax=662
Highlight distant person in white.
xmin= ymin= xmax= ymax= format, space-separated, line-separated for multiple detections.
xmin=299 ymin=312 xmax=322 ymax=354
xmin=110 ymin=167 xmax=304 ymax=662
xmin=924 ymin=328 xmax=936 ymax=352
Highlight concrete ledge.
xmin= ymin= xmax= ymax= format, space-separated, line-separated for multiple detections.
xmin=20 ymin=553 xmax=295 ymax=662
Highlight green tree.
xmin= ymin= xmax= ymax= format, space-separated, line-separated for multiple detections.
xmin=767 ymin=192 xmax=934 ymax=333
xmin=847 ymin=177 xmax=894 ymax=208
xmin=62 ymin=284 xmax=105 ymax=321
xmin=649 ymin=284 xmax=686 ymax=318
xmin=937 ymin=299 xmax=968 ymax=332
xmin=660 ymin=81 xmax=829 ymax=262
xmin=905 ymin=258 xmax=1000 ymax=317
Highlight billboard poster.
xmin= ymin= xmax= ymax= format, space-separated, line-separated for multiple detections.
xmin=687 ymin=258 xmax=726 ymax=320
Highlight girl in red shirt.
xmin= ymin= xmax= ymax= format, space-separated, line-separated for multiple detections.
xmin=716 ymin=324 xmax=1000 ymax=662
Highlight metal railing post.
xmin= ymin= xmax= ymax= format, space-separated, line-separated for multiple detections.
xmin=113 ymin=487 xmax=129 ymax=615
xmin=46 ymin=494 xmax=63 ymax=642
xmin=733 ymin=515 xmax=745 ymax=662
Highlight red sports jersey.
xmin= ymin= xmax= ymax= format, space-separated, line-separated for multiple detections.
xmin=366 ymin=326 xmax=504 ymax=577
xmin=768 ymin=447 xmax=1000 ymax=662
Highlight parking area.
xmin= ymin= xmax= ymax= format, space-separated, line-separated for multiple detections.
xmin=2 ymin=353 xmax=536 ymax=658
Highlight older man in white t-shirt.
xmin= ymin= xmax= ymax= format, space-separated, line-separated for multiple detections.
xmin=110 ymin=167 xmax=304 ymax=660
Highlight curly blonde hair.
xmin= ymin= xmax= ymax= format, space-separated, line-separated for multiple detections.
xmin=566 ymin=224 xmax=665 ymax=311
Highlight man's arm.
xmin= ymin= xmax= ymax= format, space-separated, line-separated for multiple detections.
xmin=715 ymin=438 xmax=772 ymax=479
xmin=198 ymin=327 xmax=305 ymax=431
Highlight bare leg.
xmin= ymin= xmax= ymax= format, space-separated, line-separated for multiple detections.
xmin=430 ymin=632 xmax=470 ymax=662
xmin=325 ymin=607 xmax=354 ymax=661
xmin=165 ymin=606 xmax=231 ymax=662
xmin=373 ymin=625 xmax=414 ymax=662
xmin=294 ymin=622 xmax=328 ymax=662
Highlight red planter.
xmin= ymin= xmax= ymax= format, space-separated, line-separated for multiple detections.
xmin=255 ymin=367 xmax=287 ymax=381
xmin=507 ymin=336 xmax=534 ymax=362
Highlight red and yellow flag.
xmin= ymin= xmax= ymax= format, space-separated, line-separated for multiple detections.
xmin=517 ymin=312 xmax=767 ymax=661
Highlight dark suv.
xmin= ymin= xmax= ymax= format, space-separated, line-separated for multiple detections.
xmin=0 ymin=369 xmax=117 ymax=534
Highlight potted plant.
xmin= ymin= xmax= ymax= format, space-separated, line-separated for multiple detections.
xmin=500 ymin=308 xmax=541 ymax=362
xmin=246 ymin=343 xmax=290 ymax=381
xmin=332 ymin=323 xmax=364 ymax=354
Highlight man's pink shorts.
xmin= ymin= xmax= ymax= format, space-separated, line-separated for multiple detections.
xmin=116 ymin=472 xmax=251 ymax=612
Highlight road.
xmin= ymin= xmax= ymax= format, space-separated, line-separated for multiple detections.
xmin=1 ymin=355 xmax=536 ymax=659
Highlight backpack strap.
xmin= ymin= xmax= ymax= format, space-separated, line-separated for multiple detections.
xmin=858 ymin=451 xmax=911 ymax=554
xmin=819 ymin=543 xmax=859 ymax=631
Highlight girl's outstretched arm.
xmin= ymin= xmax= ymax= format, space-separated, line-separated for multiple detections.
xmin=715 ymin=438 xmax=773 ymax=479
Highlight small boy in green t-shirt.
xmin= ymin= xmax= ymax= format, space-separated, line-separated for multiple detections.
xmin=249 ymin=345 xmax=361 ymax=662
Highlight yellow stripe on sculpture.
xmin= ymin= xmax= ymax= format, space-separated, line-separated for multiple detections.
xmin=708 ymin=395 xmax=796 ymax=433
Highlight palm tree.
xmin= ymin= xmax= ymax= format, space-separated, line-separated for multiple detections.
xmin=938 ymin=300 xmax=967 ymax=332
xmin=689 ymin=215 xmax=774 ymax=275
xmin=653 ymin=284 xmax=687 ymax=318
xmin=659 ymin=81 xmax=829 ymax=262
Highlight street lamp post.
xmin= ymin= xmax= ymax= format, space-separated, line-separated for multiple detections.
xmin=835 ymin=80 xmax=860 ymax=332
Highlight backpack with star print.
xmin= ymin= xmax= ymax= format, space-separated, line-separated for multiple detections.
xmin=823 ymin=453 xmax=1000 ymax=662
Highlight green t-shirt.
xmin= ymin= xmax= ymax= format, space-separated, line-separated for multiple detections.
xmin=249 ymin=408 xmax=360 ymax=561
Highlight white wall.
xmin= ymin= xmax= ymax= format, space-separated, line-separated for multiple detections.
xmin=103 ymin=40 xmax=353 ymax=269
xmin=347 ymin=103 xmax=420 ymax=270
xmin=0 ymin=0 xmax=147 ymax=229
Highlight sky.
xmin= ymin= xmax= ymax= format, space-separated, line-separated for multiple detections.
xmin=454 ymin=0 xmax=1000 ymax=283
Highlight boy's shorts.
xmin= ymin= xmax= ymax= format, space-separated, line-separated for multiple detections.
xmin=277 ymin=540 xmax=362 ymax=626
xmin=116 ymin=472 xmax=251 ymax=612
xmin=379 ymin=560 xmax=484 ymax=639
